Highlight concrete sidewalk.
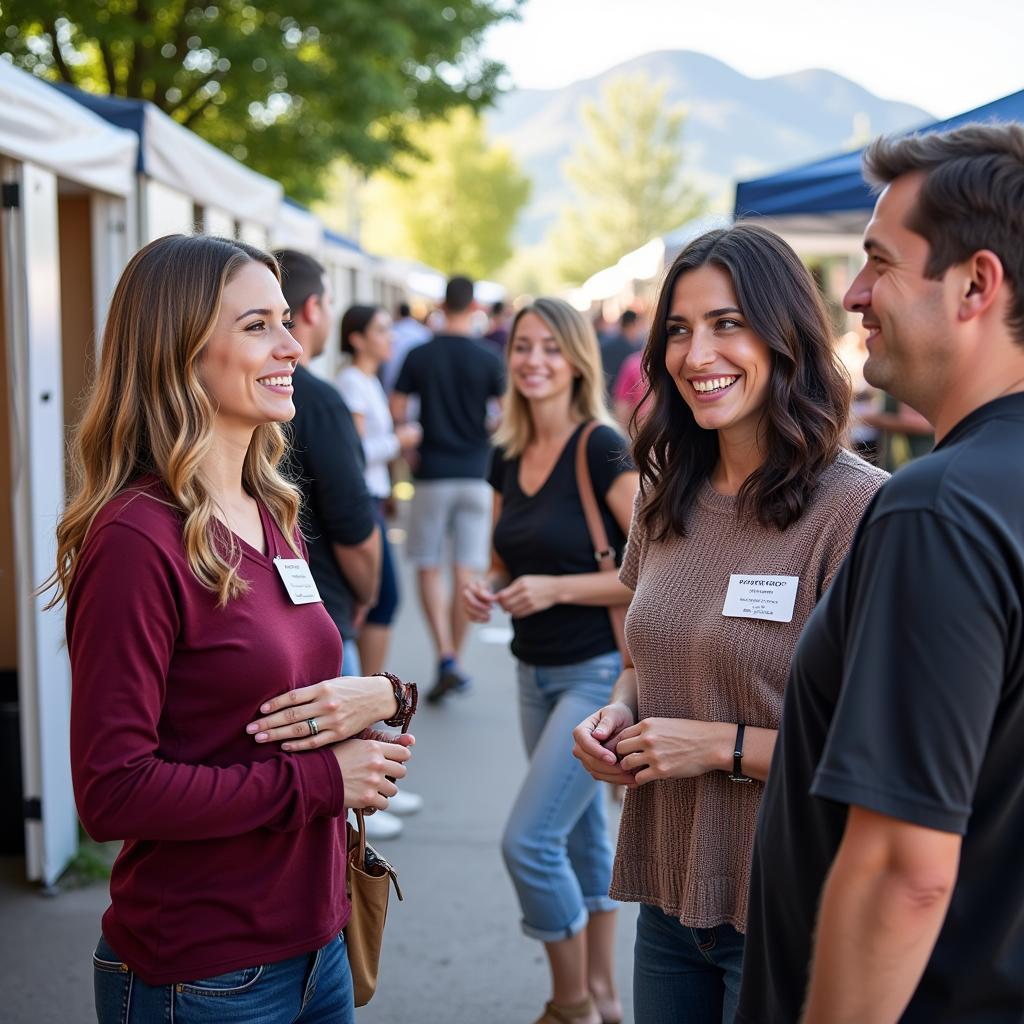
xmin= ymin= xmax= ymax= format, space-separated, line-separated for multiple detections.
xmin=0 ymin=553 xmax=637 ymax=1023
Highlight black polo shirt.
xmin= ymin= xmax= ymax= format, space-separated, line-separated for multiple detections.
xmin=394 ymin=333 xmax=504 ymax=480
xmin=286 ymin=364 xmax=376 ymax=640
xmin=739 ymin=393 xmax=1024 ymax=1023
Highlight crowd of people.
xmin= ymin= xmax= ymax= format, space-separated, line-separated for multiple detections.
xmin=49 ymin=120 xmax=1024 ymax=1023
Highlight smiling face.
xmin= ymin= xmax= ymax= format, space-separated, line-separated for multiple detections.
xmin=508 ymin=310 xmax=578 ymax=407
xmin=664 ymin=264 xmax=773 ymax=440
xmin=199 ymin=260 xmax=303 ymax=435
xmin=843 ymin=172 xmax=956 ymax=411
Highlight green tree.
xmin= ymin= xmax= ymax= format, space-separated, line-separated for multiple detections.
xmin=359 ymin=108 xmax=530 ymax=279
xmin=0 ymin=0 xmax=521 ymax=201
xmin=552 ymin=74 xmax=706 ymax=284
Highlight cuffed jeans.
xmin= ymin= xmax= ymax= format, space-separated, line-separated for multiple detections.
xmin=93 ymin=932 xmax=355 ymax=1024
xmin=502 ymin=650 xmax=620 ymax=942
xmin=633 ymin=903 xmax=745 ymax=1024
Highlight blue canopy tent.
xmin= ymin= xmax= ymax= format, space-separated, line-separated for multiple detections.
xmin=734 ymin=89 xmax=1024 ymax=221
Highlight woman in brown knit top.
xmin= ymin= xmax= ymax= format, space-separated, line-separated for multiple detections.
xmin=572 ymin=224 xmax=888 ymax=1024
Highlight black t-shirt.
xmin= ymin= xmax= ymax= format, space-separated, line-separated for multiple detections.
xmin=286 ymin=364 xmax=376 ymax=640
xmin=394 ymin=333 xmax=504 ymax=480
xmin=739 ymin=393 xmax=1024 ymax=1023
xmin=488 ymin=422 xmax=632 ymax=666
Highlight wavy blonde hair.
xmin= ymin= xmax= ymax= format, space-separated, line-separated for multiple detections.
xmin=492 ymin=297 xmax=615 ymax=457
xmin=45 ymin=234 xmax=301 ymax=608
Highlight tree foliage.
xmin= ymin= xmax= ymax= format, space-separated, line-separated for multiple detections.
xmin=552 ymin=74 xmax=706 ymax=284
xmin=359 ymin=108 xmax=530 ymax=279
xmin=0 ymin=0 xmax=522 ymax=201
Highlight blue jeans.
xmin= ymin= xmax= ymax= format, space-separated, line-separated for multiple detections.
xmin=366 ymin=502 xmax=400 ymax=626
xmin=93 ymin=933 xmax=355 ymax=1024
xmin=502 ymin=650 xmax=620 ymax=942
xmin=633 ymin=903 xmax=745 ymax=1024
xmin=341 ymin=639 xmax=361 ymax=676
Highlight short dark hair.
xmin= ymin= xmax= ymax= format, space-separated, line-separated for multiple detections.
xmin=273 ymin=249 xmax=326 ymax=316
xmin=634 ymin=223 xmax=851 ymax=538
xmin=620 ymin=309 xmax=639 ymax=328
xmin=491 ymin=300 xmax=506 ymax=316
xmin=397 ymin=301 xmax=411 ymax=319
xmin=340 ymin=304 xmax=382 ymax=355
xmin=445 ymin=275 xmax=475 ymax=313
xmin=863 ymin=123 xmax=1024 ymax=343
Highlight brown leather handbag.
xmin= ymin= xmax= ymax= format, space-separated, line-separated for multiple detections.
xmin=574 ymin=421 xmax=627 ymax=658
xmin=344 ymin=679 xmax=416 ymax=1007
xmin=345 ymin=807 xmax=404 ymax=1006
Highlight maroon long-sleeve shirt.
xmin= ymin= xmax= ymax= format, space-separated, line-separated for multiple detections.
xmin=67 ymin=478 xmax=348 ymax=985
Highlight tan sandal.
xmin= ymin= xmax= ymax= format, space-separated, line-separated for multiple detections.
xmin=533 ymin=996 xmax=596 ymax=1024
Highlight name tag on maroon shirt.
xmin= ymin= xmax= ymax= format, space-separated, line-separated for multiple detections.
xmin=273 ymin=557 xmax=323 ymax=605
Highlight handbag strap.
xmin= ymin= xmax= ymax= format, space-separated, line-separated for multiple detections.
xmin=574 ymin=421 xmax=627 ymax=658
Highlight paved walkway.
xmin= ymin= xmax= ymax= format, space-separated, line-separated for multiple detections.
xmin=0 ymin=544 xmax=637 ymax=1023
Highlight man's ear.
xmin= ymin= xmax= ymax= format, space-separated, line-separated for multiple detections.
xmin=302 ymin=292 xmax=322 ymax=326
xmin=959 ymin=250 xmax=1005 ymax=322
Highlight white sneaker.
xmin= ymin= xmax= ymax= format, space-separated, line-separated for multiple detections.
xmin=351 ymin=809 xmax=403 ymax=841
xmin=386 ymin=789 xmax=424 ymax=817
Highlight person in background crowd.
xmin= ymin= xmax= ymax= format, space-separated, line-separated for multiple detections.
xmin=277 ymin=251 xmax=409 ymax=842
xmin=336 ymin=304 xmax=422 ymax=675
xmin=465 ymin=298 xmax=637 ymax=1024
xmin=859 ymin=391 xmax=934 ymax=469
xmin=275 ymin=250 xmax=379 ymax=678
xmin=599 ymin=309 xmax=645 ymax=390
xmin=392 ymin=275 xmax=505 ymax=703
xmin=739 ymin=124 xmax=1024 ymax=1024
xmin=483 ymin=298 xmax=513 ymax=357
xmin=381 ymin=300 xmax=431 ymax=397
xmin=611 ymin=349 xmax=649 ymax=433
xmin=53 ymin=235 xmax=413 ymax=1023
xmin=572 ymin=224 xmax=886 ymax=1024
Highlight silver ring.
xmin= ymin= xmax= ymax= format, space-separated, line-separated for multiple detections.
xmin=307 ymin=718 xmax=319 ymax=737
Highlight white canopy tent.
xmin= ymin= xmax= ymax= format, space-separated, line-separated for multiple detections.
xmin=52 ymin=82 xmax=283 ymax=243
xmin=0 ymin=61 xmax=139 ymax=886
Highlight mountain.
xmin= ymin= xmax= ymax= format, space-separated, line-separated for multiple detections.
xmin=486 ymin=50 xmax=933 ymax=245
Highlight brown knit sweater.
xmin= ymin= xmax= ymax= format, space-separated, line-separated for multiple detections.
xmin=611 ymin=449 xmax=888 ymax=932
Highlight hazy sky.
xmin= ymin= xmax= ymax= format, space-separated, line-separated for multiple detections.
xmin=485 ymin=0 xmax=1023 ymax=119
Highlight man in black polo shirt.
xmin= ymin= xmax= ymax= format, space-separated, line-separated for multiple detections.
xmin=391 ymin=275 xmax=504 ymax=702
xmin=739 ymin=124 xmax=1024 ymax=1022
xmin=276 ymin=250 xmax=380 ymax=677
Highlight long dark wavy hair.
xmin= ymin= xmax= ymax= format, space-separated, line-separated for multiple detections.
xmin=633 ymin=223 xmax=851 ymax=539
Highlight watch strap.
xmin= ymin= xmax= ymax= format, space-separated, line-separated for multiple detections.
xmin=729 ymin=722 xmax=753 ymax=783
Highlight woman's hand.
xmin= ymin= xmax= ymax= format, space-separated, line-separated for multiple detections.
xmin=614 ymin=718 xmax=732 ymax=785
xmin=333 ymin=735 xmax=413 ymax=811
xmin=572 ymin=702 xmax=637 ymax=786
xmin=495 ymin=575 xmax=559 ymax=618
xmin=246 ymin=675 xmax=397 ymax=750
xmin=396 ymin=422 xmax=423 ymax=451
xmin=463 ymin=579 xmax=498 ymax=623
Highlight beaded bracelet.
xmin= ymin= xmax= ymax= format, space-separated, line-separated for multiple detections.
xmin=374 ymin=671 xmax=418 ymax=731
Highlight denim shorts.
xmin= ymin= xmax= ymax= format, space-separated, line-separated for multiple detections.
xmin=92 ymin=932 xmax=354 ymax=1023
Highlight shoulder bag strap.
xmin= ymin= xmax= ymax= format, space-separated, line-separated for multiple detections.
xmin=574 ymin=421 xmax=627 ymax=658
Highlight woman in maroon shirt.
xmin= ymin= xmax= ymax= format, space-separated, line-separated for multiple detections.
xmin=47 ymin=234 xmax=413 ymax=1023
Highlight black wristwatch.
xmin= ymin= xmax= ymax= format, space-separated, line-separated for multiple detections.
xmin=729 ymin=722 xmax=753 ymax=783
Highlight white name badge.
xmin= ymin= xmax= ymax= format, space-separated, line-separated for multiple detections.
xmin=722 ymin=574 xmax=799 ymax=623
xmin=274 ymin=557 xmax=323 ymax=605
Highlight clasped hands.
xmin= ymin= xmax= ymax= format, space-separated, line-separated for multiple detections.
xmin=572 ymin=703 xmax=729 ymax=786
xmin=245 ymin=675 xmax=414 ymax=811
xmin=464 ymin=574 xmax=558 ymax=620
